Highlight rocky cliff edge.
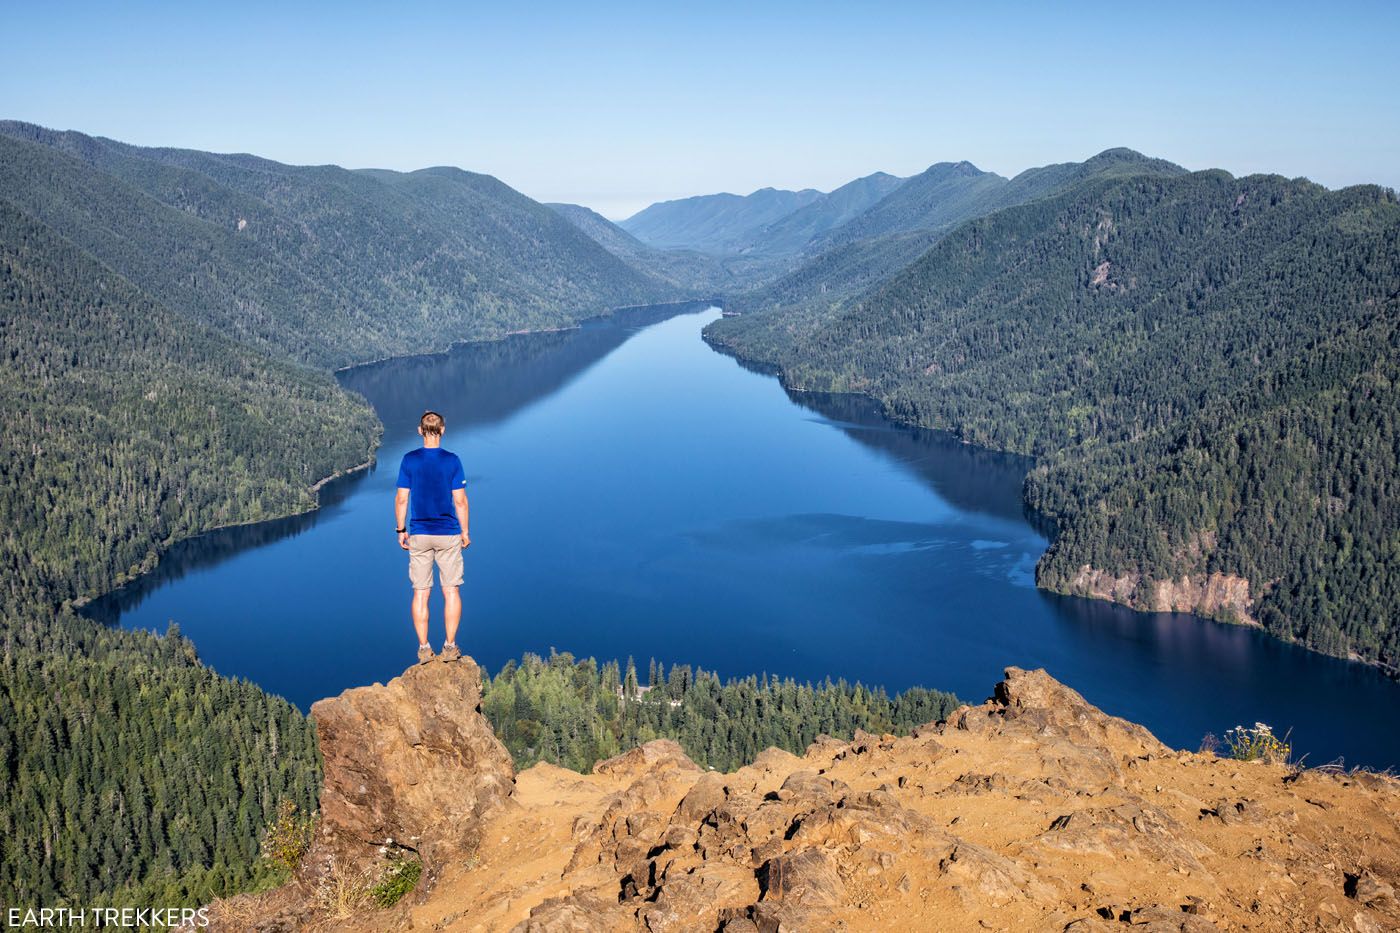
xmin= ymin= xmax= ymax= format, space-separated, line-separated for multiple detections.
xmin=206 ymin=660 xmax=1400 ymax=932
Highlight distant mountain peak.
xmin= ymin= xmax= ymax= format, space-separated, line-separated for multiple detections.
xmin=919 ymin=159 xmax=991 ymax=180
xmin=1082 ymin=148 xmax=1187 ymax=175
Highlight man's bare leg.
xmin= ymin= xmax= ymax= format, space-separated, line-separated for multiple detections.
xmin=443 ymin=585 xmax=461 ymax=646
xmin=412 ymin=589 xmax=431 ymax=647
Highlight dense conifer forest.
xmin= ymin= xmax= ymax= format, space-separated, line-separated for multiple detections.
xmin=481 ymin=651 xmax=960 ymax=773
xmin=0 ymin=199 xmax=366 ymax=907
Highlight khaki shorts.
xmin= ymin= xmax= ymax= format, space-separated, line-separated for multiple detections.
xmin=408 ymin=534 xmax=464 ymax=590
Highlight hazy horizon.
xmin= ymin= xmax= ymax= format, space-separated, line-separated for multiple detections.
xmin=7 ymin=1 xmax=1398 ymax=220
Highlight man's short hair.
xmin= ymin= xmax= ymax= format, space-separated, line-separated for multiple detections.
xmin=419 ymin=411 xmax=445 ymax=437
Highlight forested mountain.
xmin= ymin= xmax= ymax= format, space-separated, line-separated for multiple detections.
xmin=547 ymin=202 xmax=781 ymax=293
xmin=0 ymin=198 xmax=369 ymax=905
xmin=620 ymin=185 xmax=823 ymax=252
xmin=729 ymin=149 xmax=1186 ymax=318
xmin=739 ymin=171 xmax=907 ymax=255
xmin=0 ymin=199 xmax=378 ymax=612
xmin=708 ymin=168 xmax=1400 ymax=668
xmin=0 ymin=122 xmax=673 ymax=368
xmin=728 ymin=147 xmax=1187 ymax=332
xmin=808 ymin=160 xmax=1006 ymax=252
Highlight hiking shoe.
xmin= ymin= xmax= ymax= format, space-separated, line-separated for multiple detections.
xmin=440 ymin=641 xmax=461 ymax=662
xmin=417 ymin=644 xmax=436 ymax=665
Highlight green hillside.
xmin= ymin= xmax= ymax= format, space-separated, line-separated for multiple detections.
xmin=0 ymin=198 xmax=370 ymax=905
xmin=0 ymin=200 xmax=379 ymax=610
xmin=0 ymin=122 xmax=671 ymax=368
xmin=709 ymin=169 xmax=1400 ymax=668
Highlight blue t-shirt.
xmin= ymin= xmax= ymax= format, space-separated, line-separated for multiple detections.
xmin=396 ymin=447 xmax=467 ymax=535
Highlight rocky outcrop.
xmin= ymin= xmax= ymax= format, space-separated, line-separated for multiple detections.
xmin=309 ymin=657 xmax=515 ymax=871
xmin=1148 ymin=572 xmax=1255 ymax=624
xmin=205 ymin=658 xmax=514 ymax=931
xmin=203 ymin=664 xmax=1400 ymax=932
xmin=1065 ymin=565 xmax=1258 ymax=626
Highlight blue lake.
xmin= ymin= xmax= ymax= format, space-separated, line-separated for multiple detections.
xmin=87 ymin=304 xmax=1400 ymax=769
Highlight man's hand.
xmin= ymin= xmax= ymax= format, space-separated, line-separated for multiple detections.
xmin=398 ymin=531 xmax=410 ymax=551
xmin=461 ymin=532 xmax=472 ymax=550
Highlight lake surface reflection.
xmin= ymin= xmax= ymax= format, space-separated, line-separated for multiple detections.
xmin=87 ymin=304 xmax=1400 ymax=768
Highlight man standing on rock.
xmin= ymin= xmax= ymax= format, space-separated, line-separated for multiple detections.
xmin=395 ymin=410 xmax=471 ymax=663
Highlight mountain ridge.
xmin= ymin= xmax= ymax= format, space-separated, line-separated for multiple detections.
xmin=0 ymin=120 xmax=675 ymax=369
xmin=620 ymin=185 xmax=825 ymax=253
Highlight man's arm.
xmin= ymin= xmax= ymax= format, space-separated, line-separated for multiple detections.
xmin=396 ymin=488 xmax=410 ymax=550
xmin=454 ymin=489 xmax=470 ymax=549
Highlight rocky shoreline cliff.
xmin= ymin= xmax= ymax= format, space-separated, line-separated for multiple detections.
xmin=204 ymin=659 xmax=1399 ymax=932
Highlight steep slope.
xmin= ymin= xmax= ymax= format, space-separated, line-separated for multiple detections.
xmin=210 ymin=660 xmax=1400 ymax=932
xmin=549 ymin=202 xmax=657 ymax=258
xmin=739 ymin=171 xmax=907 ymax=255
xmin=0 ymin=199 xmax=377 ymax=610
xmin=620 ymin=186 xmax=823 ymax=253
xmin=0 ymin=122 xmax=669 ymax=368
xmin=0 ymin=198 xmax=374 ymax=905
xmin=709 ymin=168 xmax=1400 ymax=668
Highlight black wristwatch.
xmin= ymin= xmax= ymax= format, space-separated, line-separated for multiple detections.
xmin=396 ymin=526 xmax=406 ymax=533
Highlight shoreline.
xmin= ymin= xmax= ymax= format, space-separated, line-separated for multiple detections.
xmin=332 ymin=297 xmax=720 ymax=376
xmin=700 ymin=326 xmax=1400 ymax=682
xmin=70 ymin=455 xmax=379 ymax=611
xmin=77 ymin=299 xmax=718 ymax=615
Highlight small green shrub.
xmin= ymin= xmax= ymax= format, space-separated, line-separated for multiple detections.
xmin=260 ymin=799 xmax=316 ymax=873
xmin=1223 ymin=723 xmax=1291 ymax=763
xmin=370 ymin=852 xmax=422 ymax=908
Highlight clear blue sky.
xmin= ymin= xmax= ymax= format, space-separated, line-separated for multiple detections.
xmin=6 ymin=1 xmax=1398 ymax=218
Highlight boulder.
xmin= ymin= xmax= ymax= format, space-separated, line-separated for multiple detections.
xmin=594 ymin=739 xmax=701 ymax=778
xmin=309 ymin=658 xmax=515 ymax=872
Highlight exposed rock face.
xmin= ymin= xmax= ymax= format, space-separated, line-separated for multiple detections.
xmin=204 ymin=664 xmax=1400 ymax=932
xmin=203 ymin=658 xmax=514 ymax=931
xmin=309 ymin=658 xmax=515 ymax=870
xmin=1065 ymin=565 xmax=1257 ymax=626
xmin=1148 ymin=572 xmax=1254 ymax=624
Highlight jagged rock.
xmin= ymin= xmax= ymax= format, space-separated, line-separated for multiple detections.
xmin=593 ymin=739 xmax=701 ymax=778
xmin=1041 ymin=805 xmax=1210 ymax=875
xmin=746 ymin=747 xmax=803 ymax=773
xmin=1347 ymin=869 xmax=1396 ymax=906
xmin=994 ymin=666 xmax=1168 ymax=755
xmin=197 ymin=663 xmax=1400 ymax=932
xmin=309 ymin=657 xmax=515 ymax=872
xmin=640 ymin=862 xmax=758 ymax=932
xmin=674 ymin=771 xmax=728 ymax=822
xmin=510 ymin=893 xmax=620 ymax=932
xmin=777 ymin=769 xmax=847 ymax=803
xmin=758 ymin=847 xmax=846 ymax=906
xmin=938 ymin=841 xmax=1055 ymax=907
